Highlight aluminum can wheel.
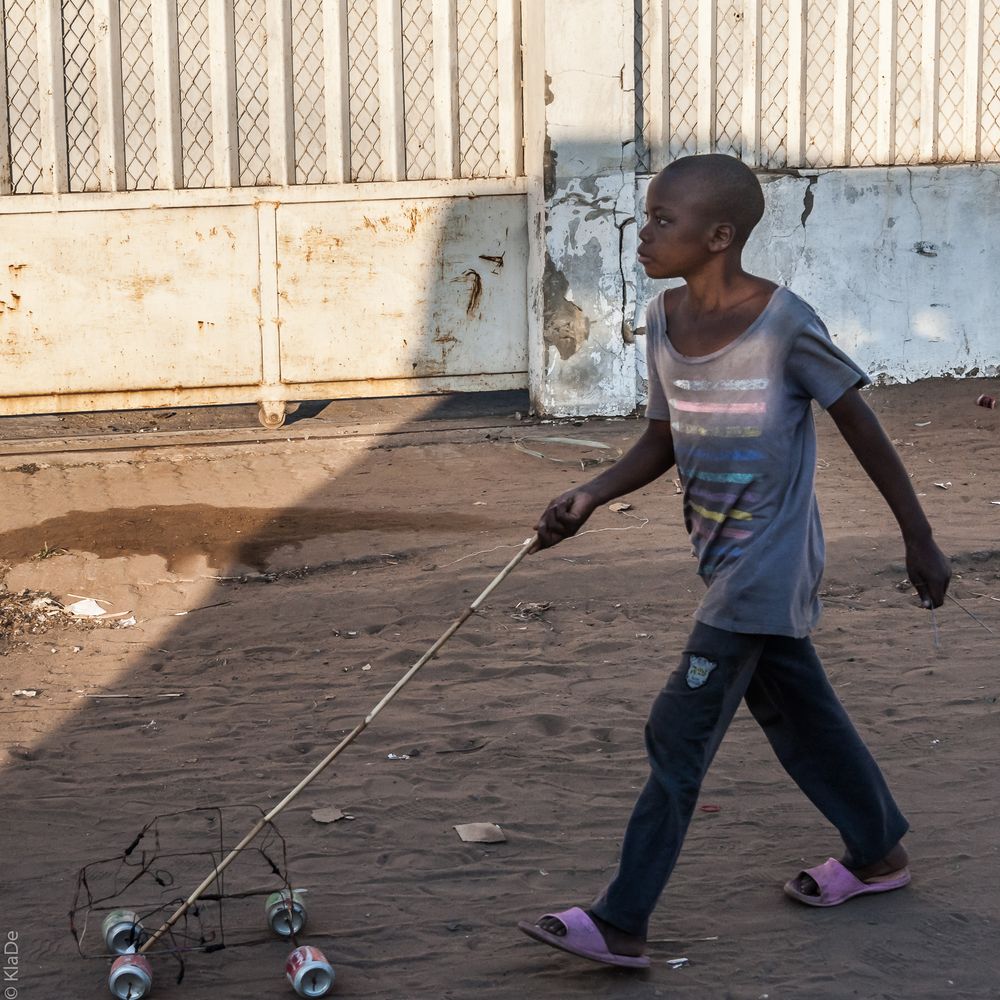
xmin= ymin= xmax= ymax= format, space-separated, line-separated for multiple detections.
xmin=286 ymin=945 xmax=335 ymax=997
xmin=108 ymin=953 xmax=153 ymax=999
xmin=265 ymin=889 xmax=308 ymax=938
xmin=102 ymin=910 xmax=146 ymax=955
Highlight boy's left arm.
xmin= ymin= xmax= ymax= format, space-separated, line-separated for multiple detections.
xmin=827 ymin=387 xmax=951 ymax=608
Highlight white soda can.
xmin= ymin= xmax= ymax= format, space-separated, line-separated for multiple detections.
xmin=102 ymin=910 xmax=146 ymax=955
xmin=108 ymin=952 xmax=153 ymax=998
xmin=265 ymin=889 xmax=308 ymax=938
xmin=285 ymin=945 xmax=335 ymax=997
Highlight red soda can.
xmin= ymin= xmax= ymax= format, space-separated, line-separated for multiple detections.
xmin=108 ymin=952 xmax=153 ymax=998
xmin=285 ymin=945 xmax=335 ymax=997
xmin=976 ymin=394 xmax=997 ymax=409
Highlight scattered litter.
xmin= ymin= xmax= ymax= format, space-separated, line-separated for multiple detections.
xmin=311 ymin=807 xmax=352 ymax=824
xmin=115 ymin=615 xmax=137 ymax=628
xmin=83 ymin=692 xmax=184 ymax=700
xmin=435 ymin=738 xmax=488 ymax=755
xmin=13 ymin=689 xmax=38 ymax=698
xmin=513 ymin=435 xmax=622 ymax=470
xmin=387 ymin=748 xmax=421 ymax=760
xmin=64 ymin=598 xmax=108 ymax=617
xmin=454 ymin=822 xmax=506 ymax=844
xmin=140 ymin=719 xmax=157 ymax=731
xmin=666 ymin=957 xmax=690 ymax=969
xmin=991 ymin=501 xmax=1000 ymax=505
xmin=933 ymin=482 xmax=952 ymax=490
xmin=673 ymin=478 xmax=683 ymax=494
xmin=361 ymin=663 xmax=372 ymax=671
xmin=914 ymin=421 xmax=932 ymax=427
xmin=608 ymin=502 xmax=632 ymax=513
xmin=699 ymin=804 xmax=721 ymax=813
xmin=473 ymin=501 xmax=488 ymax=506
xmin=635 ymin=632 xmax=650 ymax=638
xmin=512 ymin=601 xmax=551 ymax=622
xmin=976 ymin=393 xmax=996 ymax=409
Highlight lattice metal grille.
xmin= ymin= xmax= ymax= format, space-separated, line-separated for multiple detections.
xmin=895 ymin=0 xmax=922 ymax=162
xmin=850 ymin=0 xmax=880 ymax=164
xmin=4 ymin=0 xmax=43 ymax=193
xmin=292 ymin=0 xmax=326 ymax=184
xmin=234 ymin=0 xmax=270 ymax=186
xmin=937 ymin=0 xmax=967 ymax=160
xmin=804 ymin=0 xmax=837 ymax=165
xmin=177 ymin=0 xmax=213 ymax=187
xmin=715 ymin=0 xmax=743 ymax=159
xmin=62 ymin=0 xmax=101 ymax=191
xmin=638 ymin=0 xmax=1000 ymax=169
xmin=667 ymin=0 xmax=699 ymax=158
xmin=457 ymin=0 xmax=501 ymax=177
xmin=983 ymin=0 xmax=1000 ymax=159
xmin=402 ymin=0 xmax=435 ymax=179
xmin=348 ymin=0 xmax=381 ymax=182
xmin=120 ymin=0 xmax=157 ymax=189
xmin=759 ymin=0 xmax=789 ymax=166
xmin=635 ymin=0 xmax=653 ymax=172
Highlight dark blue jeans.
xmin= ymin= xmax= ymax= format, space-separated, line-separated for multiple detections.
xmin=590 ymin=622 xmax=909 ymax=939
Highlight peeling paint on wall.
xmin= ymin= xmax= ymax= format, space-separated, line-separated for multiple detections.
xmin=628 ymin=164 xmax=1000 ymax=400
xmin=542 ymin=253 xmax=590 ymax=360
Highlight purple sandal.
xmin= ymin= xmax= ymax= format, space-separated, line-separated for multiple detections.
xmin=517 ymin=906 xmax=650 ymax=968
xmin=784 ymin=857 xmax=911 ymax=907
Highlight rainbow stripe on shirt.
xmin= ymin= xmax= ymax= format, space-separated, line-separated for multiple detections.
xmin=670 ymin=377 xmax=770 ymax=578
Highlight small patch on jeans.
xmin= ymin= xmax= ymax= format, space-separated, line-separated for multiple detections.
xmin=686 ymin=655 xmax=717 ymax=689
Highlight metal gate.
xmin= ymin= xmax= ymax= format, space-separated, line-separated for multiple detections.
xmin=0 ymin=0 xmax=527 ymax=427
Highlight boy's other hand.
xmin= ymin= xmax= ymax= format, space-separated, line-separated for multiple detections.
xmin=531 ymin=489 xmax=599 ymax=552
xmin=905 ymin=535 xmax=951 ymax=609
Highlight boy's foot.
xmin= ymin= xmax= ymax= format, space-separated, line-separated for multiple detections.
xmin=518 ymin=906 xmax=649 ymax=968
xmin=785 ymin=843 xmax=910 ymax=907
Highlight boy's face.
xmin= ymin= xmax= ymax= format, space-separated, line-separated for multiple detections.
xmin=637 ymin=171 xmax=718 ymax=279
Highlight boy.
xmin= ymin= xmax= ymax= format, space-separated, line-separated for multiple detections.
xmin=518 ymin=154 xmax=951 ymax=968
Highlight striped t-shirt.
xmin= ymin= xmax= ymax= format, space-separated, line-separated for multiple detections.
xmin=644 ymin=286 xmax=870 ymax=637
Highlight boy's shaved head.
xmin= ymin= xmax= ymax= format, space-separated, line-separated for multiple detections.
xmin=656 ymin=154 xmax=765 ymax=246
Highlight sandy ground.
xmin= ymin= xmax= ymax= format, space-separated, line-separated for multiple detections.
xmin=0 ymin=379 xmax=998 ymax=1000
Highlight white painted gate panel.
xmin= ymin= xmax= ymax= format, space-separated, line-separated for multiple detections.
xmin=277 ymin=194 xmax=527 ymax=384
xmin=0 ymin=205 xmax=262 ymax=396
xmin=0 ymin=0 xmax=529 ymax=425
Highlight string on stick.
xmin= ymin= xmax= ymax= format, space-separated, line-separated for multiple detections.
xmin=138 ymin=536 xmax=537 ymax=955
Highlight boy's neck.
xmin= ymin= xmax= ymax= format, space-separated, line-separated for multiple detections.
xmin=678 ymin=258 xmax=765 ymax=313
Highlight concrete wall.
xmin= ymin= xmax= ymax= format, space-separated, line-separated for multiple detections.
xmin=634 ymin=165 xmax=1000 ymax=393
xmin=534 ymin=1 xmax=1000 ymax=416
xmin=531 ymin=0 xmax=640 ymax=417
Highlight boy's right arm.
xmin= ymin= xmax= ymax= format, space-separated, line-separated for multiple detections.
xmin=531 ymin=418 xmax=675 ymax=551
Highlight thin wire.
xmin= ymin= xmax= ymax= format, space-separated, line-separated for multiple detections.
xmin=930 ymin=606 xmax=941 ymax=650
xmin=436 ymin=512 xmax=651 ymax=570
xmin=437 ymin=542 xmax=522 ymax=569
xmin=946 ymin=592 xmax=995 ymax=634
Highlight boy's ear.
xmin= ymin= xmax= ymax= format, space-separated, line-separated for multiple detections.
xmin=707 ymin=222 xmax=736 ymax=252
